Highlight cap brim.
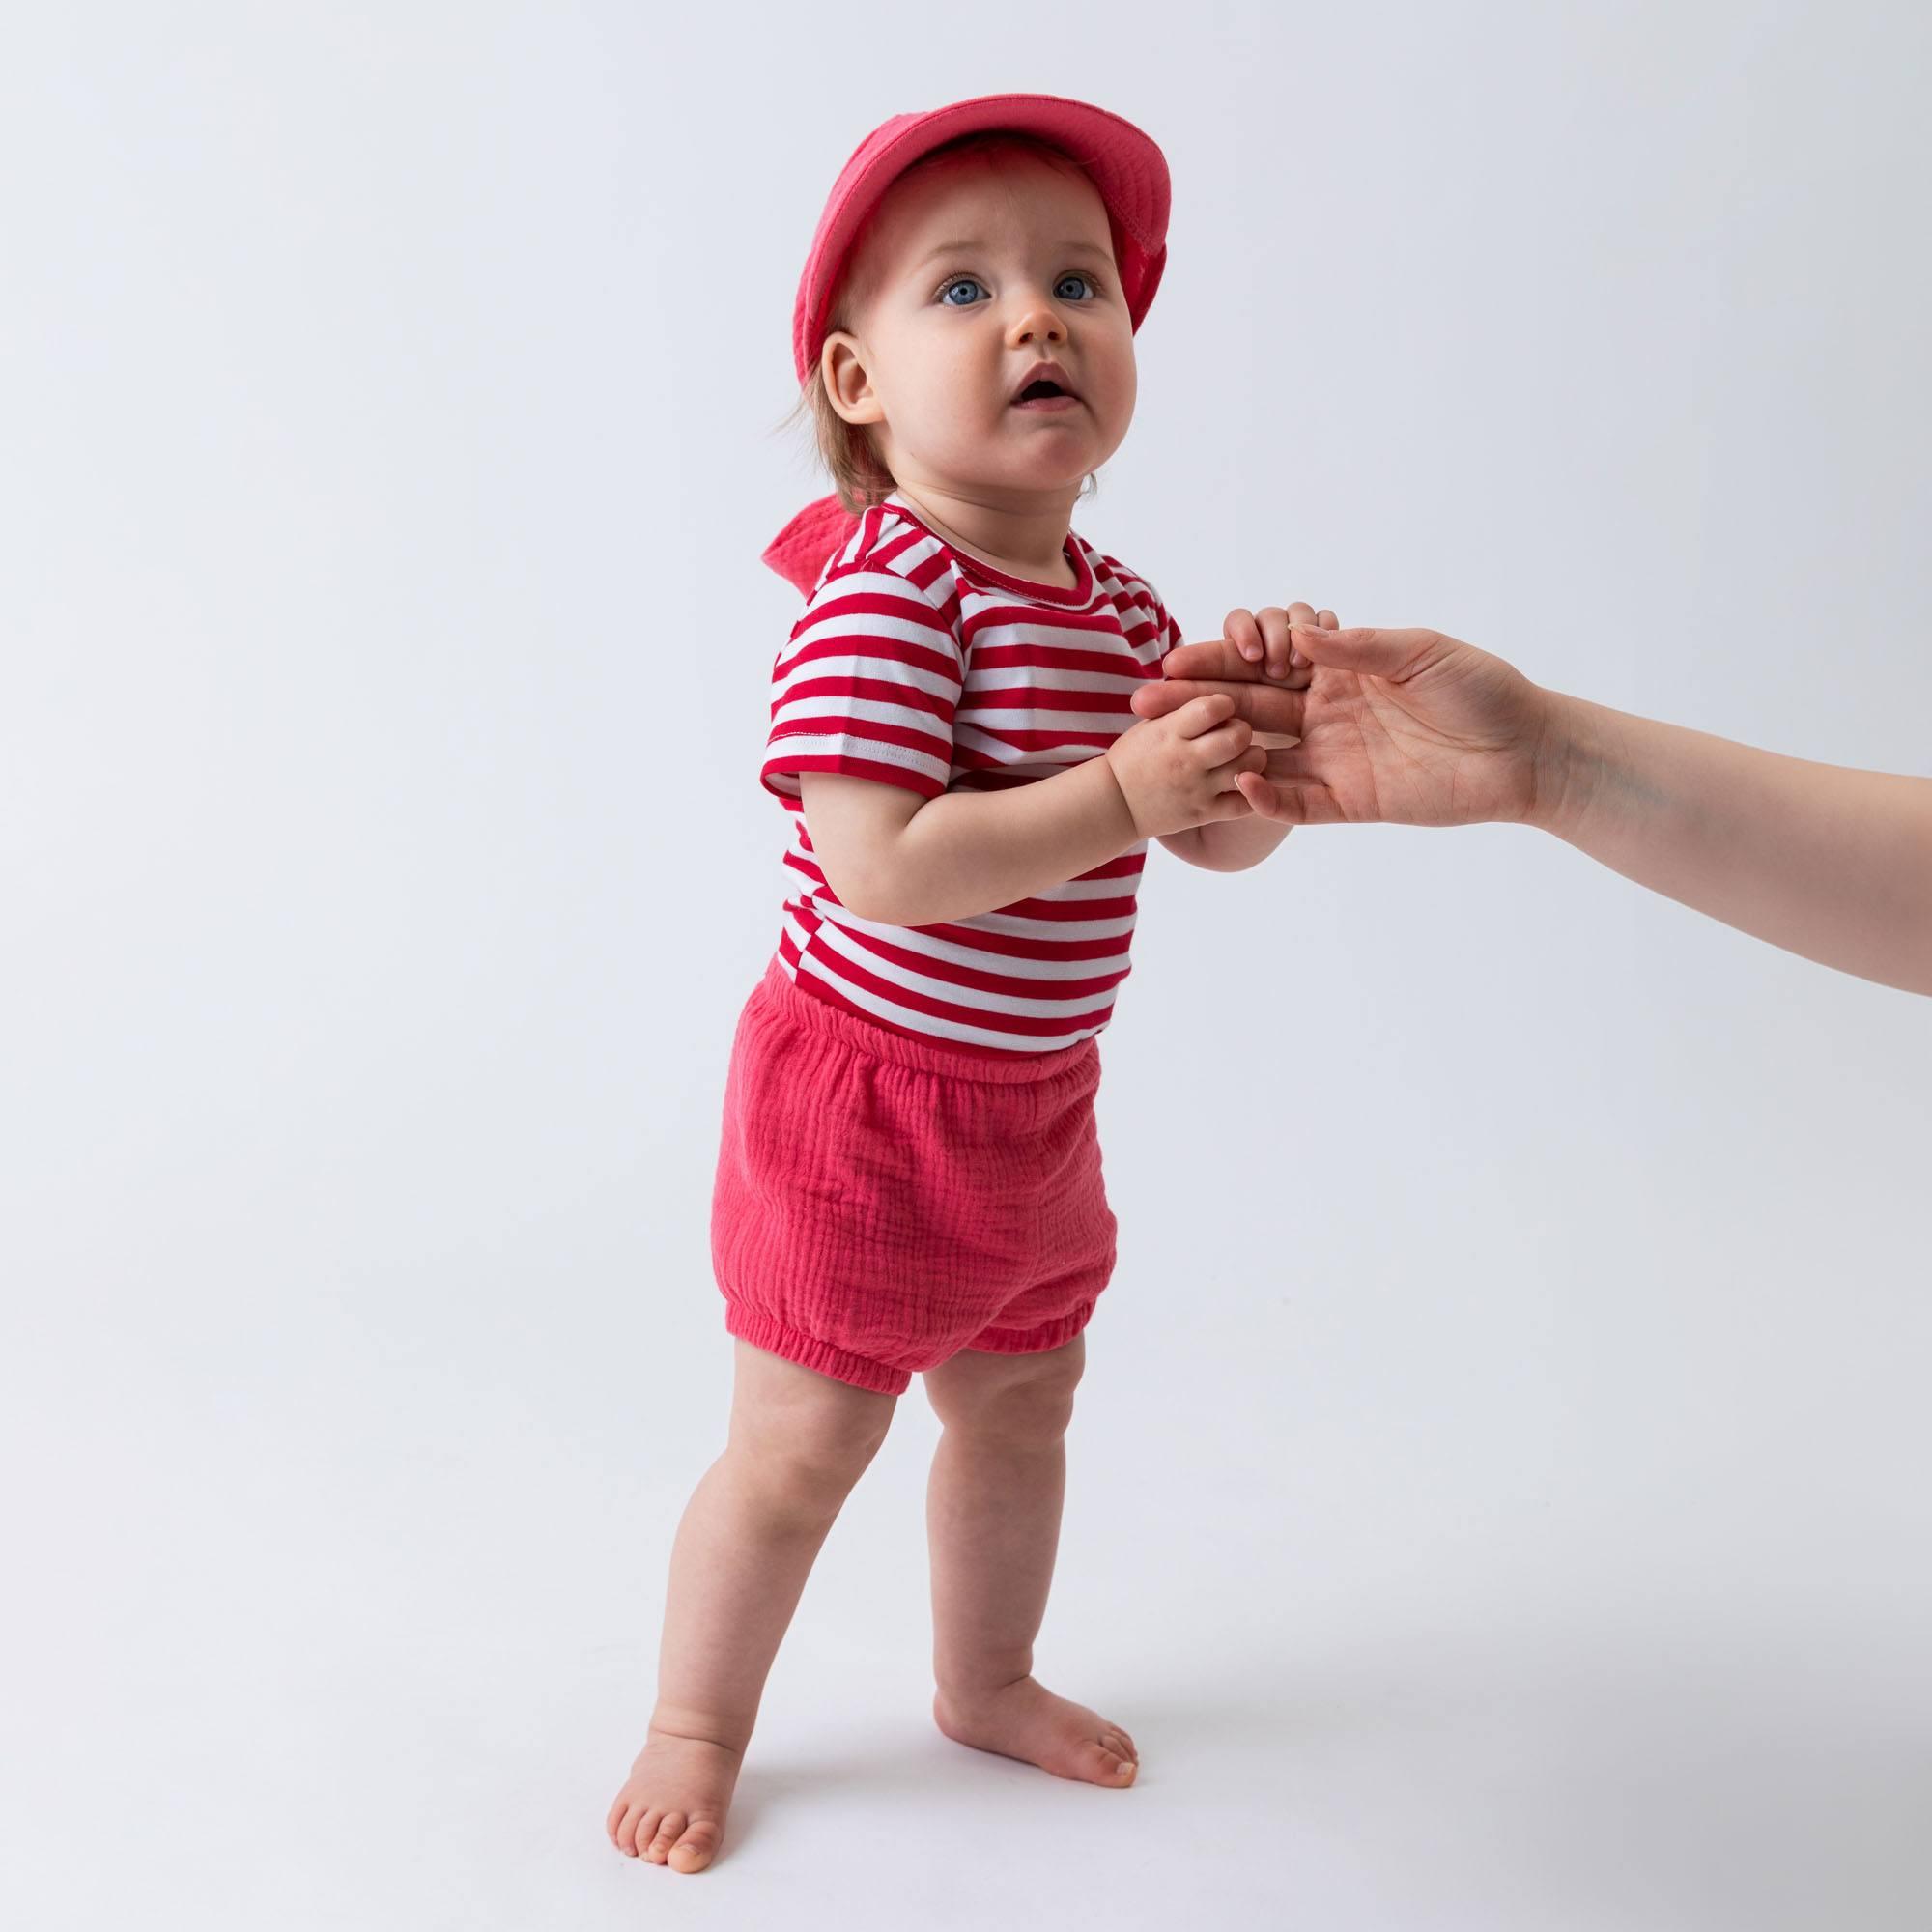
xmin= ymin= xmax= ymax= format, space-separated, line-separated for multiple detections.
xmin=793 ymin=93 xmax=1170 ymax=385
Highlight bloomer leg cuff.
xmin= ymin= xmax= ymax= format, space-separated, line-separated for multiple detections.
xmin=960 ymin=1299 xmax=1096 ymax=1359
xmin=723 ymin=1301 xmax=912 ymax=1397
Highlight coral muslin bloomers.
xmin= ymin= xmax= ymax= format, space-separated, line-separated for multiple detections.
xmin=712 ymin=956 xmax=1118 ymax=1396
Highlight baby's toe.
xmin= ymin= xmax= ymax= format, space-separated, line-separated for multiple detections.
xmin=644 ymin=1809 xmax=687 ymax=1863
xmin=667 ymin=1817 xmax=722 ymax=1872
xmin=1082 ymin=1739 xmax=1136 ymax=1783
xmin=608 ymin=1798 xmax=639 ymax=1852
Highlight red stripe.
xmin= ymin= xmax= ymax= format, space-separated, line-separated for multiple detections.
xmin=865 ymin=525 xmax=931 ymax=574
xmin=804 ymin=949 xmax=1118 ymax=1038
xmin=957 ymin=685 xmax=1134 ymax=715
xmin=914 ymin=920 xmax=1132 ymax=962
xmin=955 ymin=726 xmax=1121 ymax=753
xmin=777 ymin=672 xmax=958 ymax=723
xmin=779 ymin=632 xmax=961 ymax=685
xmin=795 ymin=588 xmax=955 ymax=639
xmin=982 ymin=893 xmax=1138 ymax=923
xmin=766 ymin=715 xmax=952 ymax=765
xmin=782 ymin=850 xmax=838 ymax=898
xmin=789 ymin=968 xmax=1050 ymax=1058
xmin=961 ymin=608 xmax=1123 ymax=647
xmin=761 ymin=753 xmax=945 ymax=800
xmin=835 ymin=923 xmax=1131 ymax=1002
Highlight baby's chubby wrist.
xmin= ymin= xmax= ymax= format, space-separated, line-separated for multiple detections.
xmin=1086 ymin=746 xmax=1148 ymax=843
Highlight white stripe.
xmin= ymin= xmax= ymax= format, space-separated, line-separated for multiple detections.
xmin=965 ymin=908 xmax=1139 ymax=943
xmin=801 ymin=562 xmax=953 ymax=614
xmin=813 ymin=909 xmax=1128 ymax=978
xmin=775 ymin=692 xmax=953 ymax=738
xmin=955 ymin=709 xmax=1133 ymax=737
xmin=958 ymin=662 xmax=1149 ymax=694
xmin=773 ymin=658 xmax=958 ymax=713
xmin=783 ymin=614 xmax=960 ymax=670
xmin=810 ymin=919 xmax=1122 ymax=1013
xmin=815 ymin=867 xmax=1141 ymax=911
xmin=802 ymin=948 xmax=1100 ymax=1051
xmin=1029 ymin=872 xmax=1143 ymax=903
xmin=764 ymin=730 xmax=948 ymax=785
xmin=969 ymin=601 xmax=1154 ymax=638
xmin=779 ymin=903 xmax=816 ymax=958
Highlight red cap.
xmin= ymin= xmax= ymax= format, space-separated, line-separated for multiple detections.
xmin=791 ymin=91 xmax=1170 ymax=387
xmin=764 ymin=93 xmax=1171 ymax=595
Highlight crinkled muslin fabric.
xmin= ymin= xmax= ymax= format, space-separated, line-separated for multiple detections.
xmin=711 ymin=958 xmax=1118 ymax=1395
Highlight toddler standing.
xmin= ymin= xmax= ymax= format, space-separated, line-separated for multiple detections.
xmin=608 ymin=91 xmax=1324 ymax=1874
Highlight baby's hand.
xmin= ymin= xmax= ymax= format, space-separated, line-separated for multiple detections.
xmin=1225 ymin=601 xmax=1340 ymax=684
xmin=1104 ymin=693 xmax=1264 ymax=838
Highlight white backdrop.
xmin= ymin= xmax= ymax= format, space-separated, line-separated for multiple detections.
xmin=4 ymin=4 xmax=1928 ymax=1927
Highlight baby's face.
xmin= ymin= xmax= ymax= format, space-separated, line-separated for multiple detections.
xmin=824 ymin=150 xmax=1137 ymax=501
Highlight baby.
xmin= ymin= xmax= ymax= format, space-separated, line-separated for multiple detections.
xmin=608 ymin=92 xmax=1328 ymax=1874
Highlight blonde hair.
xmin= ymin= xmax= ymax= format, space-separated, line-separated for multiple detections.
xmin=775 ymin=130 xmax=1106 ymax=514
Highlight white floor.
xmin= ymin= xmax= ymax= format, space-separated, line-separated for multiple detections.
xmin=10 ymin=1196 xmax=1931 ymax=1931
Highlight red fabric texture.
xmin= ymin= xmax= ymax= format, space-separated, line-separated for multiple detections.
xmin=710 ymin=956 xmax=1118 ymax=1395
xmin=761 ymin=495 xmax=864 ymax=598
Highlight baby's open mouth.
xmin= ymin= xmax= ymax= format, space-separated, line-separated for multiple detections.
xmin=1009 ymin=362 xmax=1080 ymax=407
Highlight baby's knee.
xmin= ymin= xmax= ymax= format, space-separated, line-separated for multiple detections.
xmin=733 ymin=1391 xmax=893 ymax=1512
xmin=932 ymin=1350 xmax=1084 ymax=1443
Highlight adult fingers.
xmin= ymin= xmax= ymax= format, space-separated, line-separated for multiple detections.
xmin=1133 ymin=678 xmax=1307 ymax=735
xmin=1284 ymin=602 xmax=1321 ymax=669
xmin=1285 ymin=625 xmax=1449 ymax=678
xmin=1163 ymin=636 xmax=1300 ymax=683
xmin=1236 ymin=765 xmax=1348 ymax=827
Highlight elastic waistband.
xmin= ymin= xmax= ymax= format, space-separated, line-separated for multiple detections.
xmin=751 ymin=955 xmax=1100 ymax=1086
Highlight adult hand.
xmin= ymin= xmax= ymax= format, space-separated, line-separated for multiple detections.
xmin=1132 ymin=625 xmax=1557 ymax=829
xmin=1137 ymin=617 xmax=1932 ymax=994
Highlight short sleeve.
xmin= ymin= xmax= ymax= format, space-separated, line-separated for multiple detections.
xmin=761 ymin=561 xmax=963 ymax=804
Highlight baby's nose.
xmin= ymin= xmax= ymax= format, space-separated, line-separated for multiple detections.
xmin=1011 ymin=306 xmax=1066 ymax=343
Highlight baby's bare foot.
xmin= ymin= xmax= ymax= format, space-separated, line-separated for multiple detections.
xmin=605 ymin=1723 xmax=744 ymax=1873
xmin=933 ymin=1675 xmax=1139 ymax=1787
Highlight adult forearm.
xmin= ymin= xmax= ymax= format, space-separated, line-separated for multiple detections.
xmin=867 ymin=755 xmax=1142 ymax=927
xmin=1534 ymin=693 xmax=1932 ymax=995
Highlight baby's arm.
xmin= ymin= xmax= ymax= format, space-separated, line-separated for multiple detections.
xmin=802 ymin=692 xmax=1258 ymax=927
xmin=1156 ymin=816 xmax=1292 ymax=872
xmin=802 ymin=761 xmax=1136 ymax=926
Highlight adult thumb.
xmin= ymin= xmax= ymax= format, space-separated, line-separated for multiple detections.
xmin=1289 ymin=625 xmax=1445 ymax=679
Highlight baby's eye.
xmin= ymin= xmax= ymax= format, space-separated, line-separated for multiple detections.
xmin=939 ymin=276 xmax=986 ymax=307
xmin=1055 ymin=273 xmax=1097 ymax=301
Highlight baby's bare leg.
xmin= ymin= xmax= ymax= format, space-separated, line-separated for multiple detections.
xmin=607 ymin=1339 xmax=896 ymax=1873
xmin=922 ymin=1334 xmax=1138 ymax=1787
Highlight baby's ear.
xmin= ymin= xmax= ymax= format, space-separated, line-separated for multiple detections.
xmin=821 ymin=333 xmax=884 ymax=425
